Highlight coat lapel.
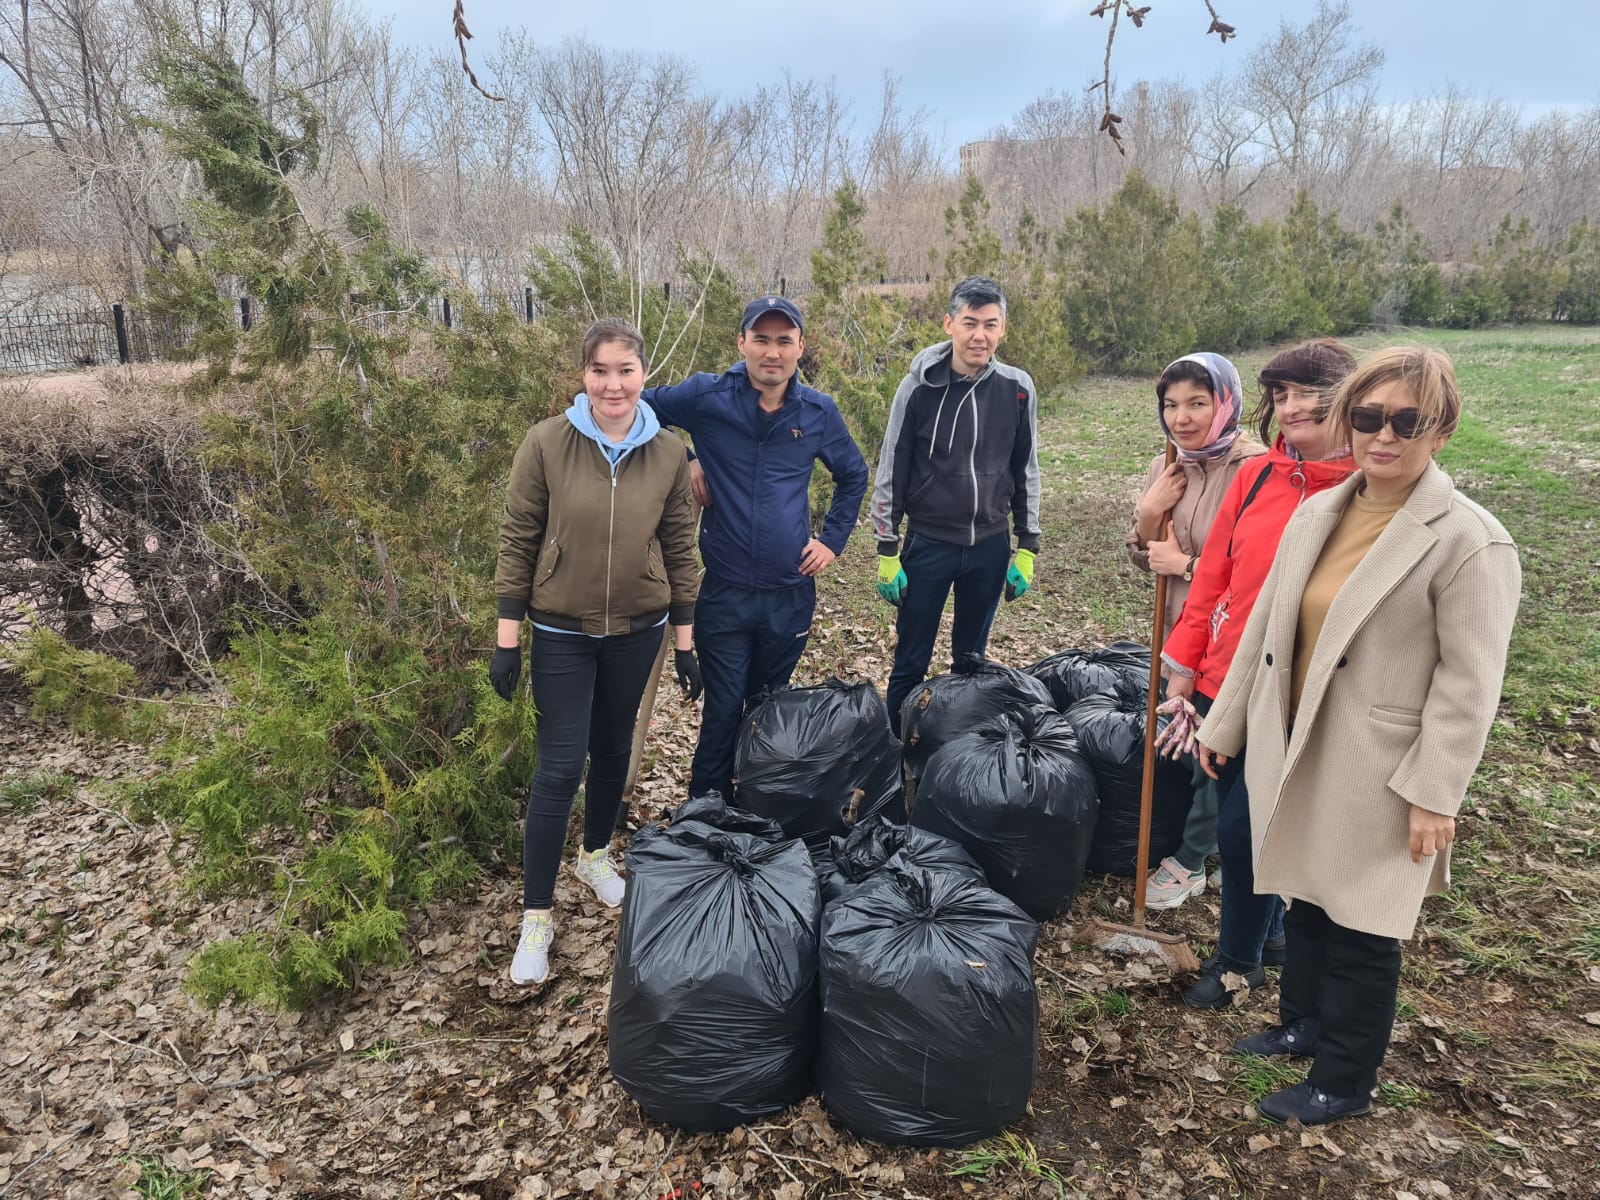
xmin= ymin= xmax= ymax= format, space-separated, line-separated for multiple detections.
xmin=1286 ymin=463 xmax=1453 ymax=755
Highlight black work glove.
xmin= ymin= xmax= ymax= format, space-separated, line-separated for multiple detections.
xmin=673 ymin=648 xmax=703 ymax=701
xmin=489 ymin=645 xmax=522 ymax=701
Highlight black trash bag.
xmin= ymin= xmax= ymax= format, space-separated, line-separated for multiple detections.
xmin=820 ymin=813 xmax=986 ymax=907
xmin=910 ymin=705 xmax=1099 ymax=921
xmin=900 ymin=653 xmax=1054 ymax=788
xmin=735 ymin=678 xmax=904 ymax=849
xmin=609 ymin=792 xmax=820 ymax=1131
xmin=1066 ymin=677 xmax=1193 ymax=877
xmin=1026 ymin=641 xmax=1152 ymax=711
xmin=819 ymin=869 xmax=1039 ymax=1146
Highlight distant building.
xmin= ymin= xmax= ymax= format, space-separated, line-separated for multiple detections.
xmin=959 ymin=140 xmax=999 ymax=177
xmin=959 ymin=135 xmax=1100 ymax=183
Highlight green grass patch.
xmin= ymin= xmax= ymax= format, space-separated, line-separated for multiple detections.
xmin=127 ymin=1156 xmax=210 ymax=1199
xmin=1511 ymin=1037 xmax=1600 ymax=1102
xmin=1229 ymin=1055 xmax=1306 ymax=1103
xmin=1062 ymin=989 xmax=1135 ymax=1030
xmin=948 ymin=1132 xmax=1075 ymax=1197
xmin=1378 ymin=1080 xmax=1431 ymax=1109
xmin=0 ymin=769 xmax=72 ymax=814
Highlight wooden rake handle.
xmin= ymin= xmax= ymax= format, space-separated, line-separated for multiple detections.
xmin=1132 ymin=441 xmax=1178 ymax=929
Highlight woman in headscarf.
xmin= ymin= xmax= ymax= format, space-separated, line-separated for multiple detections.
xmin=1125 ymin=352 xmax=1265 ymax=910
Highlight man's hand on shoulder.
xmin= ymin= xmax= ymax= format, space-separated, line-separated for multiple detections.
xmin=798 ymin=538 xmax=836 ymax=576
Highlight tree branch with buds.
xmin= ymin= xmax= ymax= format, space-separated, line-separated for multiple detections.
xmin=452 ymin=0 xmax=504 ymax=102
xmin=1088 ymin=1 xmax=1236 ymax=153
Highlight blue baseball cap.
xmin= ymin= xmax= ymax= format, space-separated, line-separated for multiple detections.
xmin=740 ymin=295 xmax=804 ymax=335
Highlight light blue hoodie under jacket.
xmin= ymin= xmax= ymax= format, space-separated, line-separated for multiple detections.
xmin=565 ymin=394 xmax=661 ymax=467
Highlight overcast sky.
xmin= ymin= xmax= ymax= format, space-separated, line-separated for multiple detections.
xmin=388 ymin=0 xmax=1595 ymax=158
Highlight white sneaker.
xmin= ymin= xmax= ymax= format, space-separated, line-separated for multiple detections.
xmin=510 ymin=910 xmax=553 ymax=985
xmin=573 ymin=846 xmax=626 ymax=908
xmin=1144 ymin=856 xmax=1207 ymax=910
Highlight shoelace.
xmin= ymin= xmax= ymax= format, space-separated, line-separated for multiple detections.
xmin=518 ymin=916 xmax=552 ymax=952
xmin=582 ymin=851 xmax=619 ymax=881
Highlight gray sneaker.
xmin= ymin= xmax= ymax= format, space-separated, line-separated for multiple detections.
xmin=573 ymin=847 xmax=626 ymax=907
xmin=1144 ymin=857 xmax=1206 ymax=910
xmin=510 ymin=910 xmax=553 ymax=985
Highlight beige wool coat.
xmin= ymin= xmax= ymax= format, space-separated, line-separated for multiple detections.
xmin=1197 ymin=463 xmax=1521 ymax=940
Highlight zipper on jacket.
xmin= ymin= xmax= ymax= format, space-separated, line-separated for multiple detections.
xmin=957 ymin=371 xmax=984 ymax=543
xmin=933 ymin=384 xmax=952 ymax=452
xmin=751 ymin=399 xmax=791 ymax=584
xmin=967 ymin=385 xmax=979 ymax=543
xmin=605 ymin=464 xmax=617 ymax=632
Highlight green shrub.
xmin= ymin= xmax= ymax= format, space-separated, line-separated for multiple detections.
xmin=936 ymin=178 xmax=1081 ymax=397
xmin=1554 ymin=218 xmax=1600 ymax=324
xmin=1447 ymin=268 xmax=1509 ymax=328
xmin=526 ymin=225 xmax=745 ymax=396
xmin=803 ymin=179 xmax=938 ymax=503
xmin=1485 ymin=216 xmax=1562 ymax=324
xmin=1375 ymin=204 xmax=1447 ymax=326
xmin=8 ymin=623 xmax=137 ymax=735
xmin=1060 ymin=171 xmax=1206 ymax=372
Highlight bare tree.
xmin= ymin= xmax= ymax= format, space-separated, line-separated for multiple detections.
xmin=1239 ymin=1 xmax=1384 ymax=187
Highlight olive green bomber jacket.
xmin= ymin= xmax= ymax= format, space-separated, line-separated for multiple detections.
xmin=495 ymin=415 xmax=699 ymax=636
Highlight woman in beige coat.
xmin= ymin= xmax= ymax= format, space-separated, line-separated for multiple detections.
xmin=1196 ymin=346 xmax=1520 ymax=1125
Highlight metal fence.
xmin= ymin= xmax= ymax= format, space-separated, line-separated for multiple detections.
xmin=0 ymin=304 xmax=199 ymax=375
xmin=0 ymin=274 xmax=934 ymax=376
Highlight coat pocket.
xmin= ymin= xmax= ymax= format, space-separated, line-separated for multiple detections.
xmin=1369 ymin=704 xmax=1422 ymax=728
xmin=645 ymin=539 xmax=666 ymax=583
xmin=536 ymin=538 xmax=561 ymax=584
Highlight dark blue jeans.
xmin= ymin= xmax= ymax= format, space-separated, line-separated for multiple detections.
xmin=1216 ymin=764 xmax=1287 ymax=966
xmin=885 ymin=530 xmax=1011 ymax=736
xmin=1190 ymin=692 xmax=1284 ymax=965
xmin=523 ymin=624 xmax=663 ymax=910
xmin=689 ymin=573 xmax=815 ymax=802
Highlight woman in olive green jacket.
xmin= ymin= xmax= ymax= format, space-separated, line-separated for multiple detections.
xmin=491 ymin=318 xmax=701 ymax=986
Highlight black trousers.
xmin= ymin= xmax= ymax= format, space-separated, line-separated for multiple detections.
xmin=1278 ymin=899 xmax=1402 ymax=1098
xmin=522 ymin=624 xmax=662 ymax=910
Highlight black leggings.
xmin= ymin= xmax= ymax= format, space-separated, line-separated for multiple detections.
xmin=522 ymin=624 xmax=662 ymax=910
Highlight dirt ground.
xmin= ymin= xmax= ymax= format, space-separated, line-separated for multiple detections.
xmin=1 ymin=656 xmax=1592 ymax=1200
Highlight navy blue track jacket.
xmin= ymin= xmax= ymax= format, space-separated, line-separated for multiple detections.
xmin=642 ymin=363 xmax=869 ymax=591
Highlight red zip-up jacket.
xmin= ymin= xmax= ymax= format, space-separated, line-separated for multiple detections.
xmin=1163 ymin=437 xmax=1355 ymax=700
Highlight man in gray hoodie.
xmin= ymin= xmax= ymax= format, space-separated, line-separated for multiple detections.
xmin=870 ymin=276 xmax=1043 ymax=735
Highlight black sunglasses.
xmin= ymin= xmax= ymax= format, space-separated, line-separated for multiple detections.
xmin=1348 ymin=405 xmax=1430 ymax=439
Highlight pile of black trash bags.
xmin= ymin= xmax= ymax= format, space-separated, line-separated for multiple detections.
xmin=610 ymin=797 xmax=1038 ymax=1146
xmin=608 ymin=654 xmax=1194 ymax=1143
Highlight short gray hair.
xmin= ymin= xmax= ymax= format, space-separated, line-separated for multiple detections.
xmin=948 ymin=275 xmax=1007 ymax=319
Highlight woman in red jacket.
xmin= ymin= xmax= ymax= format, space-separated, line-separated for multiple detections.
xmin=1162 ymin=339 xmax=1356 ymax=1009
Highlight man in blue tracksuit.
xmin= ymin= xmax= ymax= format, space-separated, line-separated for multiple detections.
xmin=643 ymin=296 xmax=870 ymax=801
xmin=872 ymin=276 xmax=1043 ymax=736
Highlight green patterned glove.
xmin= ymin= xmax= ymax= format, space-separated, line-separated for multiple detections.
xmin=1005 ymin=548 xmax=1035 ymax=602
xmin=876 ymin=555 xmax=908 ymax=607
